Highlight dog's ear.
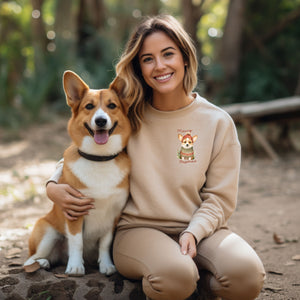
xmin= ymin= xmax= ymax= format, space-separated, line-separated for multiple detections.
xmin=178 ymin=134 xmax=183 ymax=142
xmin=109 ymin=76 xmax=130 ymax=114
xmin=109 ymin=76 xmax=125 ymax=98
xmin=63 ymin=71 xmax=89 ymax=107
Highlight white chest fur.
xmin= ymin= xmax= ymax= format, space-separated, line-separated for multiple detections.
xmin=67 ymin=157 xmax=128 ymax=240
xmin=68 ymin=157 xmax=125 ymax=198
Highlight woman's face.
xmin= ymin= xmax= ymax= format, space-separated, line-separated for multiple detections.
xmin=138 ymin=31 xmax=186 ymax=98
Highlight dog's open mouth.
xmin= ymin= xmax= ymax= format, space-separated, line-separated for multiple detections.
xmin=94 ymin=129 xmax=109 ymax=145
xmin=84 ymin=122 xmax=118 ymax=145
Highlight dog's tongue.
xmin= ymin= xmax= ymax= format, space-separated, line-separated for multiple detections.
xmin=94 ymin=130 xmax=109 ymax=145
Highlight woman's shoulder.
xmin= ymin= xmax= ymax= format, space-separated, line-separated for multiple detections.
xmin=193 ymin=93 xmax=234 ymax=124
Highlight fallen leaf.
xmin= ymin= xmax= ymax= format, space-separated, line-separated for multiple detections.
xmin=5 ymin=254 xmax=20 ymax=259
xmin=273 ymin=233 xmax=285 ymax=244
xmin=5 ymin=248 xmax=22 ymax=259
xmin=292 ymin=254 xmax=300 ymax=261
xmin=6 ymin=248 xmax=21 ymax=255
xmin=285 ymin=261 xmax=296 ymax=266
xmin=54 ymin=273 xmax=69 ymax=278
xmin=24 ymin=262 xmax=40 ymax=273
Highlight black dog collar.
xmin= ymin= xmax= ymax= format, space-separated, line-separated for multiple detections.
xmin=78 ymin=149 xmax=120 ymax=161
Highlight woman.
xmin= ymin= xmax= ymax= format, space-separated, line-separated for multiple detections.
xmin=47 ymin=15 xmax=265 ymax=300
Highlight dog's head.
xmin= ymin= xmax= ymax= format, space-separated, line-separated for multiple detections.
xmin=178 ymin=133 xmax=197 ymax=150
xmin=63 ymin=71 xmax=131 ymax=156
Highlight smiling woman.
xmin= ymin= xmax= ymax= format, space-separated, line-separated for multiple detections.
xmin=110 ymin=14 xmax=198 ymax=132
xmin=46 ymin=15 xmax=265 ymax=300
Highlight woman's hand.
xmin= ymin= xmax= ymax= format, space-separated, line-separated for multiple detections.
xmin=179 ymin=232 xmax=197 ymax=258
xmin=46 ymin=182 xmax=94 ymax=221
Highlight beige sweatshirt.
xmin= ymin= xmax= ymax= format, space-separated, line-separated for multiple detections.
xmin=49 ymin=93 xmax=241 ymax=244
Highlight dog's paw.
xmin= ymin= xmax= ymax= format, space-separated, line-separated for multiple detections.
xmin=36 ymin=258 xmax=50 ymax=269
xmin=99 ymin=261 xmax=117 ymax=276
xmin=65 ymin=262 xmax=85 ymax=276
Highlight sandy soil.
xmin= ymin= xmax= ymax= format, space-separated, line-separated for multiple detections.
xmin=0 ymin=118 xmax=299 ymax=300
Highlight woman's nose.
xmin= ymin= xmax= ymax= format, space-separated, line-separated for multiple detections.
xmin=155 ymin=57 xmax=165 ymax=70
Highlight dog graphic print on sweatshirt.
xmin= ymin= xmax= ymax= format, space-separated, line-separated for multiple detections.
xmin=177 ymin=130 xmax=198 ymax=162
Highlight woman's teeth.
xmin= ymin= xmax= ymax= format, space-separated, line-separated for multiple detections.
xmin=156 ymin=74 xmax=172 ymax=80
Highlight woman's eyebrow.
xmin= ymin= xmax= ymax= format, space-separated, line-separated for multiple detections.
xmin=161 ymin=46 xmax=176 ymax=52
xmin=139 ymin=46 xmax=177 ymax=59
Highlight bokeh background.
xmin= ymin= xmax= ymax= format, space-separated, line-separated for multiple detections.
xmin=1 ymin=0 xmax=300 ymax=129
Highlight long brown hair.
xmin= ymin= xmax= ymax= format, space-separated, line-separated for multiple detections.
xmin=110 ymin=15 xmax=198 ymax=132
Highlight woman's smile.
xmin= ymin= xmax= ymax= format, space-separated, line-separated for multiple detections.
xmin=154 ymin=73 xmax=174 ymax=82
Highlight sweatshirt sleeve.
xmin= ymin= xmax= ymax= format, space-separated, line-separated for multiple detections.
xmin=183 ymin=118 xmax=241 ymax=244
xmin=46 ymin=158 xmax=64 ymax=185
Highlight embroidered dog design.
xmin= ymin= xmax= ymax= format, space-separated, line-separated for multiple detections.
xmin=178 ymin=132 xmax=197 ymax=161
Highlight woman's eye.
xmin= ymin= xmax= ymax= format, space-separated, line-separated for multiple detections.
xmin=142 ymin=57 xmax=152 ymax=63
xmin=85 ymin=103 xmax=95 ymax=110
xmin=164 ymin=52 xmax=174 ymax=57
xmin=107 ymin=103 xmax=117 ymax=109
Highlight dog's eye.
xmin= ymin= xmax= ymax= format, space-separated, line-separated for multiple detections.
xmin=107 ymin=103 xmax=117 ymax=109
xmin=85 ymin=103 xmax=95 ymax=110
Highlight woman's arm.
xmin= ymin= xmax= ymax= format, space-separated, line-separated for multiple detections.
xmin=183 ymin=119 xmax=241 ymax=244
xmin=46 ymin=160 xmax=94 ymax=221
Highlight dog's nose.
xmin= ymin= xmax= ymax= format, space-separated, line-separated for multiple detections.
xmin=95 ymin=117 xmax=107 ymax=128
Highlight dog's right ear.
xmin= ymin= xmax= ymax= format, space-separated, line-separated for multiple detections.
xmin=63 ymin=71 xmax=89 ymax=108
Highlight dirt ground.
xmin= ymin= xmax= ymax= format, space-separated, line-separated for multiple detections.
xmin=0 ymin=117 xmax=299 ymax=300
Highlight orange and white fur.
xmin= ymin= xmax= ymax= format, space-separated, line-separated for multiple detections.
xmin=24 ymin=71 xmax=131 ymax=276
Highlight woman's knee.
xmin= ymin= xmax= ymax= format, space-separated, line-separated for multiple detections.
xmin=212 ymin=253 xmax=266 ymax=300
xmin=143 ymin=257 xmax=199 ymax=300
xmin=199 ymin=231 xmax=266 ymax=300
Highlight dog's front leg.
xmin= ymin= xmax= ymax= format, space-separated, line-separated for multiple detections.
xmin=65 ymin=217 xmax=85 ymax=276
xmin=98 ymin=229 xmax=116 ymax=275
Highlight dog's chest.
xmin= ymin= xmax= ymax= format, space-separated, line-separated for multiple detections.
xmin=68 ymin=157 xmax=125 ymax=198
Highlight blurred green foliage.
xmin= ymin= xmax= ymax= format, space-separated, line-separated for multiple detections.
xmin=0 ymin=0 xmax=300 ymax=128
xmin=206 ymin=0 xmax=300 ymax=104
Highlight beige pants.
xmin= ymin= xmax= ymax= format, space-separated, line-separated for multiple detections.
xmin=113 ymin=227 xmax=265 ymax=300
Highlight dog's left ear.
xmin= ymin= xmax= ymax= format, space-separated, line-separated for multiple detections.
xmin=109 ymin=76 xmax=125 ymax=98
xmin=109 ymin=76 xmax=130 ymax=114
xmin=63 ymin=71 xmax=89 ymax=108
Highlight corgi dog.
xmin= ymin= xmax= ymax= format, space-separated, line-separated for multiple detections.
xmin=178 ymin=133 xmax=197 ymax=161
xmin=24 ymin=71 xmax=131 ymax=276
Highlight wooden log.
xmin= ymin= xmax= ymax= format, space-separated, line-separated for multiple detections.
xmin=222 ymin=96 xmax=300 ymax=121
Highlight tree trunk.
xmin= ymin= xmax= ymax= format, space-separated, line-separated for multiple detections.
xmin=218 ymin=0 xmax=246 ymax=82
xmin=54 ymin=0 xmax=76 ymax=60
xmin=77 ymin=0 xmax=105 ymax=33
xmin=31 ymin=0 xmax=47 ymax=72
xmin=54 ymin=0 xmax=76 ymax=42
xmin=181 ymin=0 xmax=204 ymax=59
